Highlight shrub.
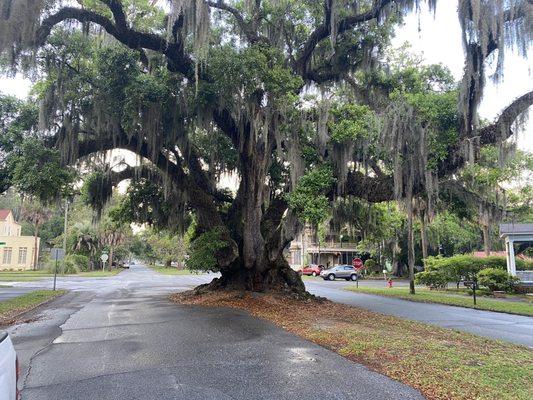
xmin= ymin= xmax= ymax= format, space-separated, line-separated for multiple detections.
xmin=415 ymin=270 xmax=449 ymax=289
xmin=185 ymin=227 xmax=227 ymax=272
xmin=516 ymin=258 xmax=533 ymax=271
xmin=61 ymin=258 xmax=80 ymax=275
xmin=364 ymin=259 xmax=379 ymax=272
xmin=477 ymin=268 xmax=520 ymax=293
xmin=67 ymin=254 xmax=90 ymax=271
xmin=423 ymin=255 xmax=510 ymax=286
xmin=46 ymin=254 xmax=89 ymax=275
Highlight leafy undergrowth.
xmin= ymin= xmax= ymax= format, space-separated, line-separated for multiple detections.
xmin=0 ymin=290 xmax=66 ymax=325
xmin=346 ymin=287 xmax=533 ymax=316
xmin=171 ymin=291 xmax=533 ymax=400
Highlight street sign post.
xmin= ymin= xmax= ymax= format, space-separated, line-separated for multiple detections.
xmin=352 ymin=258 xmax=364 ymax=288
xmin=100 ymin=252 xmax=109 ymax=271
xmin=463 ymin=278 xmax=479 ymax=305
xmin=50 ymin=248 xmax=65 ymax=291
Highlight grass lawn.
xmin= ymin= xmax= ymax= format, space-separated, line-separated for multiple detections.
xmin=77 ymin=269 xmax=123 ymax=277
xmin=172 ymin=291 xmax=533 ymax=400
xmin=345 ymin=286 xmax=533 ymax=316
xmin=0 ymin=268 xmax=123 ymax=282
xmin=0 ymin=290 xmax=66 ymax=324
xmin=0 ymin=270 xmax=53 ymax=282
xmin=150 ymin=266 xmax=196 ymax=275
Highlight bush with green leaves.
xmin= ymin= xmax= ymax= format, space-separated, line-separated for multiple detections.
xmin=425 ymin=254 xmax=505 ymax=275
xmin=415 ymin=270 xmax=449 ymax=289
xmin=363 ymin=258 xmax=379 ymax=273
xmin=186 ymin=227 xmax=227 ymax=272
xmin=520 ymin=258 xmax=533 ymax=270
xmin=47 ymin=254 xmax=89 ymax=274
xmin=417 ymin=254 xmax=519 ymax=289
xmin=477 ymin=268 xmax=520 ymax=293
xmin=66 ymin=254 xmax=90 ymax=272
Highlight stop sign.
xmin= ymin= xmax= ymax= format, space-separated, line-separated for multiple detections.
xmin=352 ymin=258 xmax=363 ymax=269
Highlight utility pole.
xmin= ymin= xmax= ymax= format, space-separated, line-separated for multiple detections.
xmin=62 ymin=199 xmax=69 ymax=274
xmin=63 ymin=200 xmax=69 ymax=250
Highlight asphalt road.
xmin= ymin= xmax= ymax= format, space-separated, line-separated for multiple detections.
xmin=7 ymin=265 xmax=423 ymax=400
xmin=304 ymin=278 xmax=533 ymax=347
xmin=5 ymin=269 xmax=533 ymax=346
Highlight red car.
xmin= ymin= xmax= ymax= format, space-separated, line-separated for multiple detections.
xmin=299 ymin=264 xmax=324 ymax=277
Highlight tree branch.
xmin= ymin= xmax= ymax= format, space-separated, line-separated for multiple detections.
xmin=478 ymin=90 xmax=533 ymax=145
xmin=343 ymin=90 xmax=533 ymax=203
xmin=36 ymin=7 xmax=194 ymax=77
xmin=293 ymin=0 xmax=395 ymax=75
xmin=207 ymin=1 xmax=268 ymax=44
xmin=101 ymin=0 xmax=127 ymax=29
xmin=343 ymin=171 xmax=395 ymax=202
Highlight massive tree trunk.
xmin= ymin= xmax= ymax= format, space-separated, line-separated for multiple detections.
xmin=198 ymin=217 xmax=306 ymax=295
xmin=482 ymin=224 xmax=491 ymax=257
xmin=420 ymin=208 xmax=429 ymax=261
xmin=407 ymin=209 xmax=416 ymax=295
xmin=109 ymin=245 xmax=114 ymax=271
xmin=205 ymin=255 xmax=305 ymax=294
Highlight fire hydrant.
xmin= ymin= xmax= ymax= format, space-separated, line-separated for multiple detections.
xmin=387 ymin=278 xmax=393 ymax=288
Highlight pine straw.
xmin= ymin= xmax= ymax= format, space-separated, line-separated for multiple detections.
xmin=171 ymin=290 xmax=533 ymax=400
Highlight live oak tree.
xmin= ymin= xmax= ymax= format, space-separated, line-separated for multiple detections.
xmin=451 ymin=147 xmax=533 ymax=256
xmin=0 ymin=0 xmax=532 ymax=294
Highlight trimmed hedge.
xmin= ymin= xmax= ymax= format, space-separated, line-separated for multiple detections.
xmin=477 ymin=268 xmax=520 ymax=292
xmin=426 ymin=255 xmax=506 ymax=271
xmin=416 ymin=254 xmax=530 ymax=293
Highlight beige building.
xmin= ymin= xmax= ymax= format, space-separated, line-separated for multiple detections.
xmin=0 ymin=209 xmax=40 ymax=270
xmin=288 ymin=225 xmax=360 ymax=270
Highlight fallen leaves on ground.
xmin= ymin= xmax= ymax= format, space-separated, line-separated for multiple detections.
xmin=0 ymin=290 xmax=66 ymax=326
xmin=171 ymin=290 xmax=533 ymax=400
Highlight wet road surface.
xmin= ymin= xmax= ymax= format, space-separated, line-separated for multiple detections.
xmin=7 ymin=265 xmax=423 ymax=400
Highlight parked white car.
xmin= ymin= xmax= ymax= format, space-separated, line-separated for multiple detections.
xmin=0 ymin=331 xmax=19 ymax=400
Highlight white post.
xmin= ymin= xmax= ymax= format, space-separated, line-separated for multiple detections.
xmin=505 ymin=238 xmax=516 ymax=276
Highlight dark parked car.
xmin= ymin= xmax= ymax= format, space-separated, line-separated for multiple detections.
xmin=320 ymin=265 xmax=358 ymax=281
xmin=299 ymin=264 xmax=324 ymax=277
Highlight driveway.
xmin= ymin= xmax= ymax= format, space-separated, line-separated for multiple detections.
xmin=8 ymin=265 xmax=422 ymax=400
xmin=305 ymin=279 xmax=533 ymax=347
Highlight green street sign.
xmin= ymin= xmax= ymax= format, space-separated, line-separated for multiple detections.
xmin=0 ymin=242 xmax=6 ymax=248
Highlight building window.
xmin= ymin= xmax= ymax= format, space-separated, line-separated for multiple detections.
xmin=18 ymin=247 xmax=27 ymax=264
xmin=2 ymin=247 xmax=12 ymax=264
xmin=293 ymin=250 xmax=301 ymax=265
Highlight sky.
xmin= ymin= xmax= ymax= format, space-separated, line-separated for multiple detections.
xmin=391 ymin=2 xmax=532 ymax=151
xmin=0 ymin=2 xmax=531 ymax=150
